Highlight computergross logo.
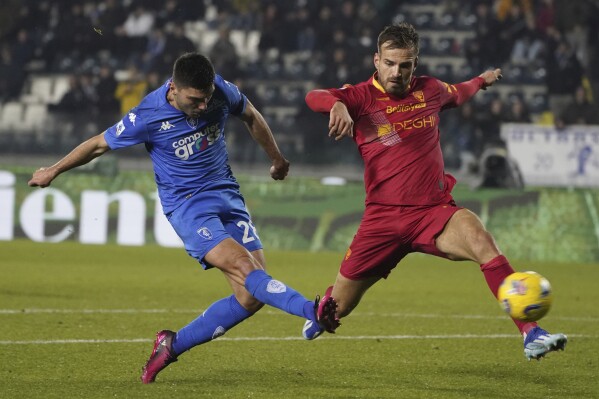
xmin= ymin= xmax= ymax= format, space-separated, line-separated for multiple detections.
xmin=172 ymin=122 xmax=221 ymax=160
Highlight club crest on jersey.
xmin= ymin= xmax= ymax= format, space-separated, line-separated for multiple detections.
xmin=186 ymin=117 xmax=198 ymax=129
xmin=197 ymin=227 xmax=213 ymax=240
xmin=412 ymin=90 xmax=425 ymax=103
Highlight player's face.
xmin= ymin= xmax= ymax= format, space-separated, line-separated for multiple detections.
xmin=171 ymin=83 xmax=215 ymax=118
xmin=374 ymin=42 xmax=418 ymax=97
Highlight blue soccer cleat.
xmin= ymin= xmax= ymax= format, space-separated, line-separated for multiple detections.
xmin=302 ymin=286 xmax=340 ymax=340
xmin=523 ymin=326 xmax=567 ymax=360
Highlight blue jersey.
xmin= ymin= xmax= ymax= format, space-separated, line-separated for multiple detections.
xmin=104 ymin=75 xmax=247 ymax=214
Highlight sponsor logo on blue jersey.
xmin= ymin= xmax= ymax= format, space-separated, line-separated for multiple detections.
xmin=172 ymin=122 xmax=222 ymax=160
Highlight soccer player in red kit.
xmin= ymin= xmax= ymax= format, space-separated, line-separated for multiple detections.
xmin=303 ymin=23 xmax=567 ymax=360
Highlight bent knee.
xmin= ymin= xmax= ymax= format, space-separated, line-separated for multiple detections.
xmin=237 ymin=295 xmax=264 ymax=314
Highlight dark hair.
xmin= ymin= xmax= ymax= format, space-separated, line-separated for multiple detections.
xmin=377 ymin=23 xmax=419 ymax=54
xmin=172 ymin=52 xmax=215 ymax=91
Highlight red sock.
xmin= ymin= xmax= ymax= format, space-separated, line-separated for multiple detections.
xmin=480 ymin=255 xmax=537 ymax=335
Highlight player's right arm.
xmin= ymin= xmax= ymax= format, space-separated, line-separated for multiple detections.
xmin=305 ymin=89 xmax=354 ymax=141
xmin=28 ymin=132 xmax=111 ymax=187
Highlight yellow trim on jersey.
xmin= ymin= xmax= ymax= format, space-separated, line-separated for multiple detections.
xmin=372 ymin=73 xmax=386 ymax=93
xmin=371 ymin=72 xmax=412 ymax=95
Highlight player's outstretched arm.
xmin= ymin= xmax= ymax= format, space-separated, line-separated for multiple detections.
xmin=28 ymin=132 xmax=111 ymax=188
xmin=305 ymin=90 xmax=354 ymax=141
xmin=479 ymin=68 xmax=502 ymax=90
xmin=238 ymin=100 xmax=289 ymax=180
xmin=451 ymin=68 xmax=503 ymax=106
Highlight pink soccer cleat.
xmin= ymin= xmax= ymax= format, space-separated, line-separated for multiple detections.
xmin=141 ymin=330 xmax=178 ymax=384
xmin=302 ymin=286 xmax=340 ymax=340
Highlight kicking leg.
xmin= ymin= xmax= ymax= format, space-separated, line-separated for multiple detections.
xmin=141 ymin=248 xmax=265 ymax=384
xmin=207 ymin=238 xmax=335 ymax=326
xmin=436 ymin=208 xmax=567 ymax=359
xmin=303 ymin=272 xmax=380 ymax=340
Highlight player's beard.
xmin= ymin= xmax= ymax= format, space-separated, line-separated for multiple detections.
xmin=385 ymin=77 xmax=409 ymax=97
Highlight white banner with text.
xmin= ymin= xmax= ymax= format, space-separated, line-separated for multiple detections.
xmin=502 ymin=123 xmax=599 ymax=187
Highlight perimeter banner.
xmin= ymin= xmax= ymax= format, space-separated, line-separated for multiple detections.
xmin=502 ymin=123 xmax=599 ymax=187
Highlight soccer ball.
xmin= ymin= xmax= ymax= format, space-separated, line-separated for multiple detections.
xmin=497 ymin=271 xmax=553 ymax=322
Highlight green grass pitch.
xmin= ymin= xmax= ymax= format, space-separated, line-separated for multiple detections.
xmin=1 ymin=240 xmax=598 ymax=398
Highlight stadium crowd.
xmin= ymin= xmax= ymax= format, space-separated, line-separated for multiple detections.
xmin=0 ymin=0 xmax=598 ymax=170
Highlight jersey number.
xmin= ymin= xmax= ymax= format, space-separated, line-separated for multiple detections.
xmin=237 ymin=220 xmax=258 ymax=244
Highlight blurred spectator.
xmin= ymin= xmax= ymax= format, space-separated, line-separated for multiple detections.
xmin=476 ymin=98 xmax=506 ymax=152
xmin=92 ymin=0 xmax=127 ymax=51
xmin=162 ymin=25 xmax=196 ymax=73
xmin=230 ymin=0 xmax=259 ymax=32
xmin=556 ymin=85 xmax=599 ymax=127
xmin=142 ymin=28 xmax=167 ymax=73
xmin=94 ymin=65 xmax=119 ymax=127
xmin=545 ymin=30 xmax=584 ymax=117
xmin=535 ymin=0 xmax=555 ymax=35
xmin=209 ymin=26 xmax=239 ymax=79
xmin=505 ymin=97 xmax=532 ymax=123
xmin=0 ymin=42 xmax=23 ymax=101
xmin=50 ymin=74 xmax=94 ymax=114
xmin=466 ymin=2 xmax=501 ymax=70
xmin=510 ymin=15 xmax=544 ymax=67
xmin=498 ymin=3 xmax=529 ymax=62
xmin=146 ymin=71 xmax=164 ymax=93
xmin=116 ymin=4 xmax=155 ymax=56
xmin=258 ymin=4 xmax=285 ymax=54
xmin=114 ymin=65 xmax=147 ymax=115
xmin=120 ymin=5 xmax=154 ymax=38
xmin=155 ymin=0 xmax=202 ymax=28
xmin=49 ymin=74 xmax=97 ymax=141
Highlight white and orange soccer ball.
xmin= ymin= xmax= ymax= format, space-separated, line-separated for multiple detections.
xmin=497 ymin=271 xmax=553 ymax=322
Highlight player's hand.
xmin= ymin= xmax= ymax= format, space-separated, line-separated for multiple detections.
xmin=270 ymin=157 xmax=290 ymax=180
xmin=329 ymin=101 xmax=354 ymax=141
xmin=28 ymin=166 xmax=57 ymax=188
xmin=479 ymin=68 xmax=502 ymax=90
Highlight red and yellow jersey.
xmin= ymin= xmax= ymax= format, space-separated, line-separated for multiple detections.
xmin=327 ymin=74 xmax=478 ymax=206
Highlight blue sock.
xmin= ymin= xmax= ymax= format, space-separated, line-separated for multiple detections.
xmin=244 ymin=269 xmax=316 ymax=321
xmin=171 ymin=295 xmax=252 ymax=355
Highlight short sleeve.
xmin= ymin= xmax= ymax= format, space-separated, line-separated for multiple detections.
xmin=217 ymin=76 xmax=247 ymax=116
xmin=104 ymin=109 xmax=148 ymax=150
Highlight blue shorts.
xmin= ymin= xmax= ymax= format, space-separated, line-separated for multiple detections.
xmin=167 ymin=188 xmax=263 ymax=269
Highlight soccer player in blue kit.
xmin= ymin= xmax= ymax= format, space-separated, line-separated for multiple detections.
xmin=28 ymin=53 xmax=339 ymax=383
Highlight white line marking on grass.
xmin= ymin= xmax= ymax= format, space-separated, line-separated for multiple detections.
xmin=1 ymin=309 xmax=598 ymax=323
xmin=0 ymin=334 xmax=593 ymax=345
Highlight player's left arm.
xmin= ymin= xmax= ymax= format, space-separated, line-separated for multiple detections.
xmin=449 ymin=68 xmax=502 ymax=106
xmin=238 ymin=100 xmax=290 ymax=180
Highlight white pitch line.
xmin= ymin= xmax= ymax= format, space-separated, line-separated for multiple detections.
xmin=0 ymin=333 xmax=593 ymax=346
xmin=1 ymin=309 xmax=598 ymax=322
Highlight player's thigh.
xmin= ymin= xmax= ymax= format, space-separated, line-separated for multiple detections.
xmin=332 ymin=272 xmax=381 ymax=318
xmin=168 ymin=201 xmax=232 ymax=270
xmin=435 ymin=208 xmax=500 ymax=264
xmin=221 ymin=190 xmax=263 ymax=254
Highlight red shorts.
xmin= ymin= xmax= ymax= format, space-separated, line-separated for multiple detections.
xmin=340 ymin=201 xmax=462 ymax=280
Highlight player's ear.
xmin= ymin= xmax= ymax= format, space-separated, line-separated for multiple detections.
xmin=414 ymin=56 xmax=419 ymax=71
xmin=373 ymin=52 xmax=380 ymax=69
